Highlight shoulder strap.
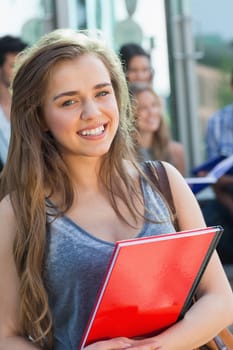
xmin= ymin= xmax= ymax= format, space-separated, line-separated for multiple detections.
xmin=143 ymin=160 xmax=179 ymax=231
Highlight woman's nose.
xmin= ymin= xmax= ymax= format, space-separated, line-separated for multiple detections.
xmin=80 ymin=100 xmax=102 ymax=120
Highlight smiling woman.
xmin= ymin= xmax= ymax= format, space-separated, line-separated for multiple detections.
xmin=0 ymin=28 xmax=232 ymax=350
xmin=128 ymin=82 xmax=186 ymax=176
xmin=43 ymin=54 xmax=119 ymax=158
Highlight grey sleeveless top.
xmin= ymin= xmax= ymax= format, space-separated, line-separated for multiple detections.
xmin=44 ymin=176 xmax=175 ymax=350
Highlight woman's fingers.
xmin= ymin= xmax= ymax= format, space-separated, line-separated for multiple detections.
xmin=84 ymin=337 xmax=162 ymax=350
xmin=84 ymin=337 xmax=134 ymax=350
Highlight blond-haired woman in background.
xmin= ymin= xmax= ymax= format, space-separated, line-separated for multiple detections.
xmin=129 ymin=82 xmax=186 ymax=176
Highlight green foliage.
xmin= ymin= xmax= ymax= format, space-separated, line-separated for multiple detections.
xmin=218 ymin=70 xmax=232 ymax=108
xmin=196 ymin=35 xmax=233 ymax=107
xmin=196 ymin=35 xmax=233 ymax=69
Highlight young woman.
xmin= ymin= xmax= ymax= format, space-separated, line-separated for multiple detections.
xmin=0 ymin=29 xmax=232 ymax=350
xmin=129 ymin=82 xmax=186 ymax=176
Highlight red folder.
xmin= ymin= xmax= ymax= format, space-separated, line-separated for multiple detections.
xmin=79 ymin=226 xmax=223 ymax=349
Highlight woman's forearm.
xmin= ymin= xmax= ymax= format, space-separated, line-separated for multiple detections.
xmin=154 ymin=293 xmax=232 ymax=350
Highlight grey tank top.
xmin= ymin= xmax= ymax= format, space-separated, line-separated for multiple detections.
xmin=44 ymin=176 xmax=175 ymax=350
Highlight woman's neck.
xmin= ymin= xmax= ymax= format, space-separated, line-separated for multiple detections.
xmin=64 ymin=155 xmax=102 ymax=191
xmin=48 ymin=156 xmax=103 ymax=208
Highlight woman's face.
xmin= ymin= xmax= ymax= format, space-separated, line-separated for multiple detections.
xmin=135 ymin=90 xmax=161 ymax=133
xmin=0 ymin=53 xmax=18 ymax=88
xmin=127 ymin=55 xmax=153 ymax=83
xmin=42 ymin=54 xmax=119 ymax=160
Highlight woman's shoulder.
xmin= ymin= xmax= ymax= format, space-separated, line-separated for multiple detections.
xmin=0 ymin=195 xmax=17 ymax=243
xmin=162 ymin=161 xmax=206 ymax=229
xmin=0 ymin=195 xmax=14 ymax=214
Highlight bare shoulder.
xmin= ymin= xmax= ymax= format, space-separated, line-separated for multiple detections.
xmin=0 ymin=196 xmax=17 ymax=247
xmin=161 ymin=162 xmax=206 ymax=230
xmin=0 ymin=195 xmax=16 ymax=222
xmin=161 ymin=161 xmax=186 ymax=190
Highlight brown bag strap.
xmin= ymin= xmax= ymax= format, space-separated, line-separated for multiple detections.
xmin=143 ymin=160 xmax=179 ymax=231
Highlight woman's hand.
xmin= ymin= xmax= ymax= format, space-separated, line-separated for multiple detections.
xmin=84 ymin=337 xmax=162 ymax=350
xmin=84 ymin=337 xmax=132 ymax=350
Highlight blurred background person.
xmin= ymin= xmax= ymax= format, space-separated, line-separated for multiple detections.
xmin=129 ymin=82 xmax=186 ymax=176
xmin=0 ymin=35 xmax=27 ymax=169
xmin=119 ymin=42 xmax=154 ymax=85
xmin=200 ymin=69 xmax=233 ymax=264
xmin=206 ymin=69 xmax=233 ymax=217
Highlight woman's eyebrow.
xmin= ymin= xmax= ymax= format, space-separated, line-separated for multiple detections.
xmin=53 ymin=83 xmax=112 ymax=101
xmin=53 ymin=91 xmax=78 ymax=101
xmin=94 ymin=82 xmax=112 ymax=90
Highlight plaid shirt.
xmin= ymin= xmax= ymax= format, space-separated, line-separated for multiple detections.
xmin=206 ymin=103 xmax=233 ymax=159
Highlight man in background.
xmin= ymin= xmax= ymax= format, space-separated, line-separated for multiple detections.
xmin=0 ymin=35 xmax=27 ymax=169
xmin=203 ymin=70 xmax=233 ymax=264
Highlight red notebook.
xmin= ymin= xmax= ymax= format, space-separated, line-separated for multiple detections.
xmin=79 ymin=226 xmax=223 ymax=349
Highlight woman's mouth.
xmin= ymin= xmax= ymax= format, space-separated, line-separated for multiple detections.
xmin=78 ymin=124 xmax=105 ymax=136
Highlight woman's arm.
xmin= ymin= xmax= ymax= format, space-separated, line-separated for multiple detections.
xmin=84 ymin=163 xmax=233 ymax=350
xmin=85 ymin=162 xmax=233 ymax=350
xmin=151 ymin=162 xmax=233 ymax=350
xmin=0 ymin=197 xmax=40 ymax=350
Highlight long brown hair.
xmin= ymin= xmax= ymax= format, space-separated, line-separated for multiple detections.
xmin=129 ymin=82 xmax=171 ymax=161
xmin=0 ymin=29 xmax=143 ymax=348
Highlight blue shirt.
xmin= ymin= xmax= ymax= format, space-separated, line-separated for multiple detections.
xmin=206 ymin=103 xmax=233 ymax=159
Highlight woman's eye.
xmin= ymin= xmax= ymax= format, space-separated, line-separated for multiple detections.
xmin=62 ymin=100 xmax=75 ymax=107
xmin=97 ymin=90 xmax=109 ymax=97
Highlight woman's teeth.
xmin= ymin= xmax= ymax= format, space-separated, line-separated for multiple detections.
xmin=79 ymin=125 xmax=104 ymax=136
